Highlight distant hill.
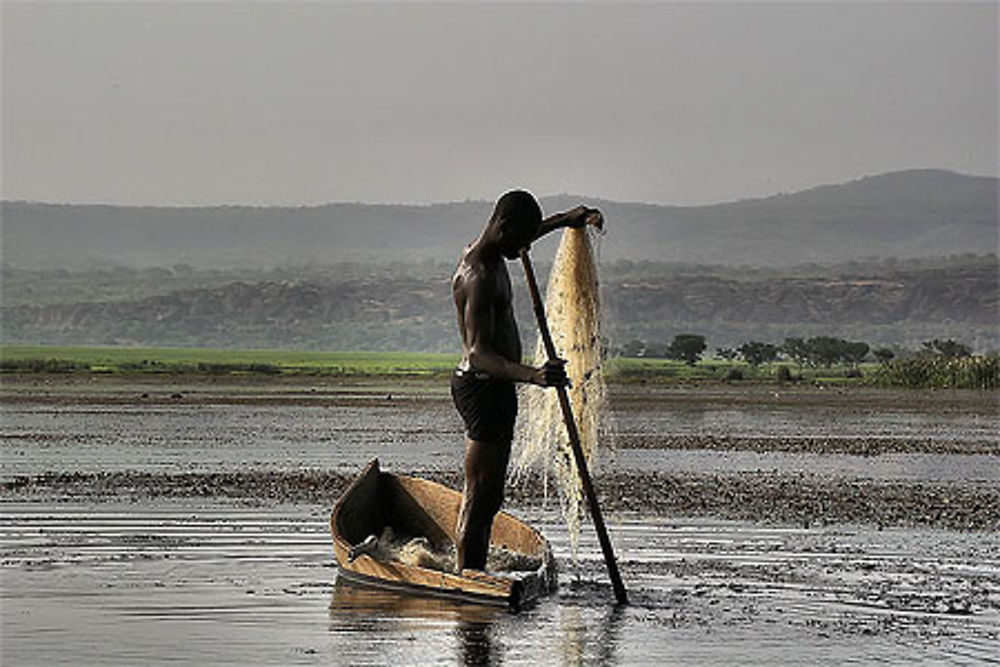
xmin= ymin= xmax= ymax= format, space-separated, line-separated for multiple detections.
xmin=3 ymin=170 xmax=996 ymax=268
xmin=3 ymin=256 xmax=996 ymax=352
xmin=581 ymin=170 xmax=998 ymax=265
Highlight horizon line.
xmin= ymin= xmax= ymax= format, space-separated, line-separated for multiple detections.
xmin=1 ymin=167 xmax=993 ymax=210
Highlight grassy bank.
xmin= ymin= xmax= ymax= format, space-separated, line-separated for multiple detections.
xmin=0 ymin=345 xmax=459 ymax=377
xmin=3 ymin=345 xmax=996 ymax=389
xmin=607 ymin=357 xmax=872 ymax=385
xmin=868 ymin=354 xmax=999 ymax=390
xmin=0 ymin=344 xmax=866 ymax=385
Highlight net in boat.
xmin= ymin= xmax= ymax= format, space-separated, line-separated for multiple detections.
xmin=368 ymin=526 xmax=541 ymax=573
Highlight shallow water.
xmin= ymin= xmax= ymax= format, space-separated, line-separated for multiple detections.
xmin=0 ymin=402 xmax=459 ymax=479
xmin=611 ymin=399 xmax=998 ymax=446
xmin=2 ymin=501 xmax=997 ymax=665
xmin=2 ymin=395 xmax=995 ymax=482
xmin=611 ymin=449 xmax=1000 ymax=481
xmin=2 ymin=382 xmax=998 ymax=664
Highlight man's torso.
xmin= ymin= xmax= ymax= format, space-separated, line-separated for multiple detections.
xmin=453 ymin=252 xmax=522 ymax=369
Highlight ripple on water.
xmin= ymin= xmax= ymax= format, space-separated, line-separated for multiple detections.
xmin=3 ymin=502 xmax=998 ymax=665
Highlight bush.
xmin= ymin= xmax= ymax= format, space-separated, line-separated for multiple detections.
xmin=195 ymin=362 xmax=280 ymax=375
xmin=0 ymin=358 xmax=87 ymax=373
xmin=871 ymin=354 xmax=998 ymax=390
xmin=739 ymin=341 xmax=779 ymax=366
xmin=667 ymin=334 xmax=707 ymax=366
xmin=873 ymin=348 xmax=895 ymax=364
xmin=921 ymin=339 xmax=972 ymax=358
xmin=723 ymin=367 xmax=744 ymax=382
xmin=775 ymin=366 xmax=793 ymax=384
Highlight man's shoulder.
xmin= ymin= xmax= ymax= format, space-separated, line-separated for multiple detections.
xmin=455 ymin=260 xmax=486 ymax=289
xmin=455 ymin=256 xmax=504 ymax=295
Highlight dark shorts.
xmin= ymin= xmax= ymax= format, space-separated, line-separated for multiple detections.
xmin=450 ymin=370 xmax=517 ymax=443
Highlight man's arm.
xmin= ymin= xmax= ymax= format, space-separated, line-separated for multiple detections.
xmin=535 ymin=205 xmax=603 ymax=241
xmin=463 ymin=272 xmax=566 ymax=387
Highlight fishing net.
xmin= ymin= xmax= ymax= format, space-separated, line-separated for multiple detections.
xmin=512 ymin=227 xmax=607 ymax=560
xmin=371 ymin=526 xmax=541 ymax=573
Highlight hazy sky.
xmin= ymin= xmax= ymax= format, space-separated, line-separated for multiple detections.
xmin=2 ymin=1 xmax=997 ymax=206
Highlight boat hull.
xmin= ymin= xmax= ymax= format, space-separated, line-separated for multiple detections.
xmin=331 ymin=459 xmax=556 ymax=610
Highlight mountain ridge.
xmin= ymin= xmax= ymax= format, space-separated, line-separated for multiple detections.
xmin=3 ymin=169 xmax=996 ymax=269
xmin=4 ymin=168 xmax=990 ymax=209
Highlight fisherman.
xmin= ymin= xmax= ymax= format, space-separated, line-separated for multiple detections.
xmin=451 ymin=190 xmax=603 ymax=571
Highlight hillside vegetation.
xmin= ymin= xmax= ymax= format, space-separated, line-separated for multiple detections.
xmin=2 ymin=255 xmax=995 ymax=353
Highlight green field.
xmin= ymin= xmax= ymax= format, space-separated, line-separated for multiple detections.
xmin=4 ymin=345 xmax=994 ymax=388
xmin=0 ymin=344 xmax=868 ymax=384
xmin=607 ymin=356 xmax=875 ymax=383
xmin=0 ymin=345 xmax=460 ymax=377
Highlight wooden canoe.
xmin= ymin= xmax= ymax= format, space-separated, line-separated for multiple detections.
xmin=330 ymin=459 xmax=557 ymax=610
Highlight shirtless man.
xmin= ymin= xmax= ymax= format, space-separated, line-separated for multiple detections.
xmin=451 ymin=190 xmax=602 ymax=571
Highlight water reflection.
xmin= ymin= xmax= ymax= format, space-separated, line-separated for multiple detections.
xmin=329 ymin=577 xmax=505 ymax=623
xmin=330 ymin=577 xmax=506 ymax=664
xmin=455 ymin=620 xmax=501 ymax=665
xmin=556 ymin=581 xmax=627 ymax=666
xmin=329 ymin=576 xmax=628 ymax=666
xmin=594 ymin=603 xmax=626 ymax=666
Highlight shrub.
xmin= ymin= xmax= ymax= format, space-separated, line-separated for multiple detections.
xmin=667 ymin=334 xmax=707 ymax=366
xmin=0 ymin=358 xmax=87 ymax=373
xmin=871 ymin=354 xmax=998 ymax=390
xmin=195 ymin=362 xmax=280 ymax=375
xmin=739 ymin=341 xmax=779 ymax=366
xmin=921 ymin=339 xmax=972 ymax=358
xmin=873 ymin=348 xmax=895 ymax=364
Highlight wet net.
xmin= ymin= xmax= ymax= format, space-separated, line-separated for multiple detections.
xmin=512 ymin=227 xmax=607 ymax=559
xmin=370 ymin=526 xmax=542 ymax=573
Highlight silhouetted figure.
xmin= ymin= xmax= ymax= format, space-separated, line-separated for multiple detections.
xmin=451 ymin=190 xmax=602 ymax=571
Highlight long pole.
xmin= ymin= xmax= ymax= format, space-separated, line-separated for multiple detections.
xmin=519 ymin=248 xmax=628 ymax=605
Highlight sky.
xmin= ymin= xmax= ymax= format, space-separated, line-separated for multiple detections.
xmin=2 ymin=1 xmax=997 ymax=207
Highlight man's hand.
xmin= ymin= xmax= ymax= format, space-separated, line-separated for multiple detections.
xmin=567 ymin=205 xmax=604 ymax=231
xmin=537 ymin=205 xmax=605 ymax=240
xmin=532 ymin=359 xmax=570 ymax=388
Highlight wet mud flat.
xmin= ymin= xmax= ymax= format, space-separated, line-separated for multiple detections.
xmin=3 ymin=375 xmax=997 ymax=531
xmin=3 ymin=501 xmax=998 ymax=665
xmin=2 ymin=375 xmax=998 ymax=663
xmin=4 ymin=466 xmax=999 ymax=533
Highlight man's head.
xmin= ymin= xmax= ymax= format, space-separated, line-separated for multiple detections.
xmin=488 ymin=190 xmax=542 ymax=259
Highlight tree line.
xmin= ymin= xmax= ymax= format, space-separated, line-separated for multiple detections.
xmin=616 ymin=335 xmax=976 ymax=367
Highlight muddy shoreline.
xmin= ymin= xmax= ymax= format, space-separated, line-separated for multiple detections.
xmin=4 ymin=467 xmax=998 ymax=532
xmin=3 ymin=374 xmax=999 ymax=664
xmin=3 ymin=373 xmax=996 ymax=455
xmin=3 ymin=375 xmax=997 ymax=531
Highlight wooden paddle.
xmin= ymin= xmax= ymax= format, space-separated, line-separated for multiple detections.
xmin=519 ymin=247 xmax=628 ymax=605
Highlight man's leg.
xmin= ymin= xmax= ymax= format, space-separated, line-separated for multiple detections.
xmin=456 ymin=437 xmax=511 ymax=571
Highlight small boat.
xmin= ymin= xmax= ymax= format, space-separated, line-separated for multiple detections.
xmin=331 ymin=459 xmax=557 ymax=610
